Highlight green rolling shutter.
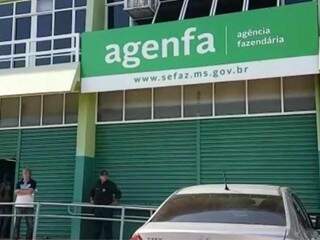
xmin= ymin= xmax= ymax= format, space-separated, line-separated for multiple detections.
xmin=95 ymin=121 xmax=198 ymax=206
xmin=18 ymin=127 xmax=77 ymax=239
xmin=95 ymin=114 xmax=320 ymax=213
xmin=0 ymin=130 xmax=18 ymax=160
xmin=200 ymin=114 xmax=320 ymax=213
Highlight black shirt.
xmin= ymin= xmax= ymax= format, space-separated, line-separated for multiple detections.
xmin=16 ymin=178 xmax=37 ymax=191
xmin=90 ymin=180 xmax=121 ymax=205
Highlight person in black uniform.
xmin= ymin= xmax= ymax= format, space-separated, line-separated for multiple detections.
xmin=90 ymin=170 xmax=121 ymax=240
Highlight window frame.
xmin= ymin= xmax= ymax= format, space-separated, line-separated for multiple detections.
xmin=181 ymin=0 xmax=215 ymax=19
xmin=20 ymin=94 xmax=42 ymax=126
xmin=291 ymin=192 xmax=313 ymax=231
xmin=183 ymin=83 xmax=213 ymax=118
xmin=0 ymin=0 xmax=87 ymax=69
xmin=0 ymin=93 xmax=79 ymax=130
xmin=42 ymin=93 xmax=64 ymax=126
xmin=247 ymin=78 xmax=282 ymax=114
xmin=152 ymin=0 xmax=186 ymax=24
xmin=0 ymin=96 xmax=20 ymax=128
xmin=96 ymin=77 xmax=316 ymax=125
xmin=151 ymin=193 xmax=287 ymax=226
xmin=212 ymin=0 xmax=246 ymax=15
xmin=97 ymin=90 xmax=124 ymax=122
xmin=103 ymin=0 xmax=305 ymax=29
xmin=244 ymin=0 xmax=281 ymax=10
xmin=124 ymin=88 xmax=152 ymax=121
xmin=283 ymin=75 xmax=316 ymax=112
xmin=105 ymin=0 xmax=131 ymax=29
xmin=214 ymin=80 xmax=246 ymax=116
xmin=153 ymin=86 xmax=182 ymax=119
xmin=0 ymin=1 xmax=87 ymax=37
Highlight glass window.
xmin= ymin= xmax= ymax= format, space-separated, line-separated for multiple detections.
xmin=154 ymin=0 xmax=184 ymax=23
xmin=125 ymin=89 xmax=151 ymax=120
xmin=0 ymin=19 xmax=13 ymax=42
xmin=75 ymin=0 xmax=87 ymax=7
xmin=15 ymin=17 xmax=31 ymax=40
xmin=0 ymin=98 xmax=19 ymax=128
xmin=248 ymin=78 xmax=281 ymax=114
xmin=37 ymin=14 xmax=52 ymax=37
xmin=55 ymin=0 xmax=73 ymax=9
xmin=53 ymin=38 xmax=71 ymax=64
xmin=283 ymin=75 xmax=315 ymax=112
xmin=52 ymin=55 xmax=71 ymax=64
xmin=154 ymin=86 xmax=181 ymax=119
xmin=98 ymin=91 xmax=123 ymax=122
xmin=75 ymin=9 xmax=86 ymax=33
xmin=184 ymin=84 xmax=212 ymax=117
xmin=37 ymin=40 xmax=52 ymax=51
xmin=43 ymin=94 xmax=63 ymax=125
xmin=16 ymin=1 xmax=31 ymax=14
xmin=54 ymin=10 xmax=72 ymax=35
xmin=14 ymin=43 xmax=26 ymax=68
xmin=54 ymin=38 xmax=71 ymax=49
xmin=37 ymin=0 xmax=53 ymax=12
xmin=248 ymin=0 xmax=278 ymax=9
xmin=107 ymin=5 xmax=130 ymax=29
xmin=0 ymin=3 xmax=13 ymax=17
xmin=14 ymin=59 xmax=25 ymax=68
xmin=152 ymin=194 xmax=286 ymax=226
xmin=292 ymin=194 xmax=313 ymax=230
xmin=0 ymin=62 xmax=10 ymax=69
xmin=0 ymin=45 xmax=11 ymax=56
xmin=21 ymin=96 xmax=41 ymax=126
xmin=215 ymin=81 xmax=245 ymax=115
xmin=14 ymin=43 xmax=26 ymax=54
xmin=215 ymin=0 xmax=244 ymax=15
xmin=284 ymin=0 xmax=311 ymax=4
xmin=184 ymin=0 xmax=213 ymax=19
xmin=65 ymin=93 xmax=79 ymax=124
xmin=35 ymin=56 xmax=51 ymax=66
xmin=35 ymin=55 xmax=50 ymax=65
xmin=133 ymin=18 xmax=153 ymax=26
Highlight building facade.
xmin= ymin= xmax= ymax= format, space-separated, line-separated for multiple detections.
xmin=0 ymin=0 xmax=319 ymax=239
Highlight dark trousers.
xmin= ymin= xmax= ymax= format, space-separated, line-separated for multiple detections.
xmin=93 ymin=208 xmax=113 ymax=240
xmin=14 ymin=208 xmax=34 ymax=240
xmin=0 ymin=206 xmax=11 ymax=239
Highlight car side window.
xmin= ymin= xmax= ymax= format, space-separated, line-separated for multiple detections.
xmin=292 ymin=193 xmax=313 ymax=230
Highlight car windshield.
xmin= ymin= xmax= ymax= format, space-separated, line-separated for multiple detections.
xmin=152 ymin=193 xmax=286 ymax=226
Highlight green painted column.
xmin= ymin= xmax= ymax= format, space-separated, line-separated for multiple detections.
xmin=72 ymin=93 xmax=96 ymax=203
xmin=71 ymin=94 xmax=97 ymax=240
xmin=71 ymin=0 xmax=105 ymax=239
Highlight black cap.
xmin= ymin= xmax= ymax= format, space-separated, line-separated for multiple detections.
xmin=100 ymin=170 xmax=109 ymax=176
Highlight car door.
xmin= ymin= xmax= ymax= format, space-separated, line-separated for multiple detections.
xmin=291 ymin=193 xmax=319 ymax=240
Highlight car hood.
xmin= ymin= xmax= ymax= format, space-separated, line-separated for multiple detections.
xmin=137 ymin=222 xmax=287 ymax=240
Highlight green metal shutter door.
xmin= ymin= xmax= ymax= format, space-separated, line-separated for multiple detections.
xmin=96 ymin=114 xmax=319 ymax=213
xmin=95 ymin=121 xmax=198 ymax=206
xmin=18 ymin=127 xmax=77 ymax=239
xmin=0 ymin=130 xmax=18 ymax=159
xmin=95 ymin=114 xmax=319 ymax=238
xmin=200 ymin=114 xmax=320 ymax=213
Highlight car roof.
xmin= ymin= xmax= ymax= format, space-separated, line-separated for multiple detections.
xmin=176 ymin=184 xmax=284 ymax=196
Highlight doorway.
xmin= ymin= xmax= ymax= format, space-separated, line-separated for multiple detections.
xmin=0 ymin=158 xmax=16 ymax=239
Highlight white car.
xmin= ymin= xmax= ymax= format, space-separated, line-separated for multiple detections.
xmin=130 ymin=184 xmax=320 ymax=240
